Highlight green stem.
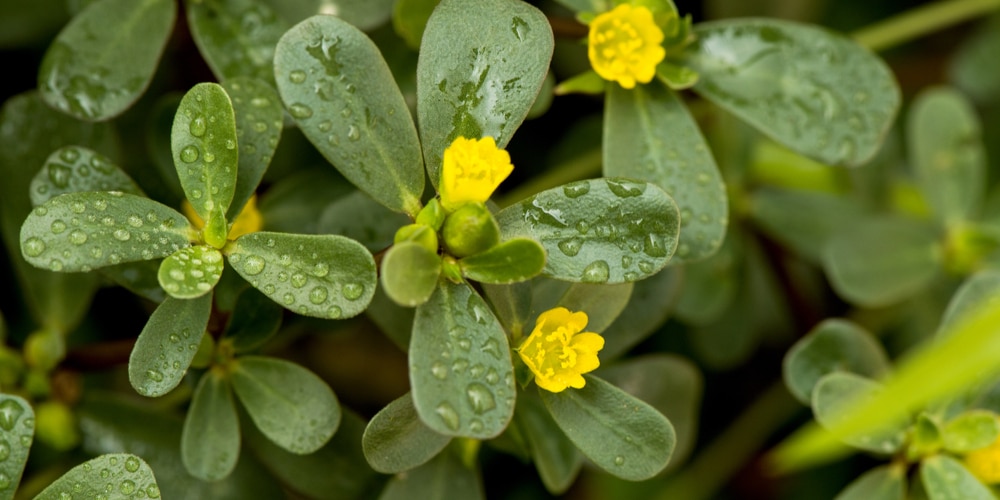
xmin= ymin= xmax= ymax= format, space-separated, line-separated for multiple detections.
xmin=657 ymin=381 xmax=803 ymax=500
xmin=852 ymin=0 xmax=1000 ymax=51
xmin=496 ymin=149 xmax=603 ymax=208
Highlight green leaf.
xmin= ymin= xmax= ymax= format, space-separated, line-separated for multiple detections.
xmin=941 ymin=271 xmax=1000 ymax=335
xmin=35 ymin=454 xmax=160 ymax=500
xmin=601 ymin=270 xmax=680 ymax=361
xmin=496 ymin=178 xmax=680 ymax=284
xmin=0 ymin=395 xmax=33 ymax=500
xmin=540 ymin=375 xmax=675 ymax=480
xmin=224 ymin=287 xmax=283 ymax=353
xmin=186 ymin=0 xmax=289 ymax=85
xmin=231 ymin=356 xmax=341 ymax=454
xmin=908 ymin=86 xmax=986 ymax=225
xmin=683 ymin=18 xmax=900 ymax=166
xmin=555 ymin=71 xmax=606 ymax=96
xmin=222 ymin=77 xmax=284 ymax=221
xmin=835 ymin=465 xmax=906 ymax=500
xmin=171 ymin=82 xmax=239 ymax=242
xmin=102 ymin=260 xmax=168 ymax=303
xmin=921 ymin=455 xmax=996 ymax=500
xmin=460 ymin=238 xmax=545 ymax=284
xmin=823 ymin=215 xmax=941 ymax=307
xmin=410 ymin=280 xmax=516 ymax=438
xmin=128 ymin=294 xmax=212 ymax=397
xmin=379 ymin=449 xmax=484 ymax=500
xmin=274 ymin=15 xmax=424 ymax=216
xmin=317 ymin=190 xmax=410 ymax=253
xmin=811 ymin=372 xmax=907 ymax=454
xmin=942 ymin=410 xmax=1000 ymax=453
xmin=362 ymin=392 xmax=451 ymax=473
xmin=672 ymin=233 xmax=739 ymax=325
xmin=909 ymin=413 xmax=944 ymax=460
xmin=551 ymin=0 xmax=612 ymax=15
xmin=513 ymin=386 xmax=582 ymax=494
xmin=182 ymin=370 xmax=240 ymax=481
xmin=380 ymin=241 xmax=442 ymax=307
xmin=417 ymin=0 xmax=553 ymax=186
xmin=482 ymin=281 xmax=532 ymax=338
xmin=392 ymin=0 xmax=439 ymax=50
xmin=30 ymin=146 xmax=143 ymax=206
xmin=158 ymin=246 xmax=225 ymax=299
xmin=257 ymin=168 xmax=353 ymax=234
xmin=366 ymin=285 xmax=416 ymax=351
xmin=783 ymin=319 xmax=891 ymax=405
xmin=750 ymin=189 xmax=869 ymax=263
xmin=949 ymin=15 xmax=1000 ymax=105
xmin=37 ymin=0 xmax=175 ymax=121
xmin=228 ymin=231 xmax=376 ymax=319
xmin=554 ymin=282 xmax=633 ymax=335
xmin=656 ymin=61 xmax=699 ymax=90
xmin=20 ymin=191 xmax=194 ymax=273
xmin=605 ymin=83 xmax=726 ymax=262
xmin=146 ymin=94 xmax=185 ymax=203
xmin=0 ymin=0 xmax=66 ymax=48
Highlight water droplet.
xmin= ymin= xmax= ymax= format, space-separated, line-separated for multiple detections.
xmin=614 ymin=455 xmax=625 ymax=465
xmin=290 ymin=273 xmax=307 ymax=288
xmin=309 ymin=286 xmax=328 ymax=304
xmin=638 ymin=261 xmax=655 ymax=274
xmin=562 ymin=181 xmax=590 ymax=198
xmin=328 ymin=306 xmax=342 ymax=319
xmin=342 ymin=282 xmax=363 ymax=300
xmin=23 ymin=237 xmax=47 ymax=257
xmin=643 ymin=233 xmax=667 ymax=258
xmin=313 ymin=262 xmax=330 ymax=277
xmin=225 ymin=139 xmax=236 ymax=150
xmin=204 ymin=152 xmax=215 ymax=163
xmin=581 ymin=260 xmax=610 ymax=283
xmin=606 ymin=179 xmax=645 ymax=198
xmin=49 ymin=259 xmax=64 ymax=271
xmin=435 ymin=402 xmax=460 ymax=430
xmin=146 ymin=369 xmax=163 ymax=382
xmin=318 ymin=120 xmax=332 ymax=132
xmin=347 ymin=125 xmax=360 ymax=141
xmin=485 ymin=369 xmax=500 ymax=384
xmin=557 ymin=238 xmax=582 ymax=257
xmin=242 ymin=255 xmax=265 ymax=275
xmin=47 ymin=163 xmax=72 ymax=188
xmin=0 ymin=440 xmax=9 ymax=461
xmin=180 ymin=145 xmax=199 ymax=163
xmin=253 ymin=121 xmax=267 ymax=133
xmin=452 ymin=359 xmax=469 ymax=373
xmin=340 ymin=108 xmax=352 ymax=118
xmin=124 ymin=456 xmax=140 ymax=472
xmin=120 ymin=479 xmax=136 ymax=495
xmin=289 ymin=103 xmax=313 ymax=119
xmin=113 ymin=229 xmax=131 ymax=241
xmin=70 ymin=201 xmax=86 ymax=214
xmin=33 ymin=206 xmax=48 ymax=216
xmin=469 ymin=419 xmax=484 ymax=432
xmin=466 ymin=383 xmax=497 ymax=414
xmin=289 ymin=70 xmax=307 ymax=83
xmin=189 ymin=116 xmax=207 ymax=137
xmin=511 ymin=16 xmax=530 ymax=40
xmin=480 ymin=338 xmax=501 ymax=360
xmin=431 ymin=362 xmax=448 ymax=380
xmin=146 ymin=484 xmax=161 ymax=498
xmin=59 ymin=147 xmax=80 ymax=163
xmin=0 ymin=473 xmax=9 ymax=490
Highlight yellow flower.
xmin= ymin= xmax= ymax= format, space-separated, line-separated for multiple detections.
xmin=965 ymin=433 xmax=1000 ymax=484
xmin=588 ymin=4 xmax=666 ymax=89
xmin=183 ymin=194 xmax=262 ymax=240
xmin=439 ymin=136 xmax=513 ymax=211
xmin=517 ymin=307 xmax=605 ymax=393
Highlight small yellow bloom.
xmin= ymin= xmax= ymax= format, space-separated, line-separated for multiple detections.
xmin=439 ymin=136 xmax=513 ymax=211
xmin=517 ymin=307 xmax=605 ymax=393
xmin=965 ymin=433 xmax=1000 ymax=484
xmin=183 ymin=195 xmax=262 ymax=240
xmin=588 ymin=4 xmax=666 ymax=89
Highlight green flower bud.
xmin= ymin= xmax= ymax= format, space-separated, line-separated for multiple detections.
xmin=35 ymin=401 xmax=80 ymax=451
xmin=441 ymin=203 xmax=500 ymax=258
xmin=416 ymin=198 xmax=445 ymax=231
xmin=441 ymin=256 xmax=464 ymax=283
xmin=24 ymin=329 xmax=65 ymax=372
xmin=394 ymin=224 xmax=440 ymax=254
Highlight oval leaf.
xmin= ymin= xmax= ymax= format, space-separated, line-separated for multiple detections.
xmin=417 ymin=0 xmax=553 ymax=186
xmin=20 ymin=191 xmax=193 ymax=273
xmin=460 ymin=238 xmax=545 ymax=284
xmin=274 ymin=15 xmax=424 ymax=216
xmin=496 ymin=178 xmax=680 ymax=284
xmin=37 ymin=0 xmax=176 ymax=121
xmin=750 ymin=189 xmax=869 ymax=263
xmin=182 ymin=370 xmax=240 ymax=481
xmin=812 ymin=372 xmax=907 ymax=454
xmin=30 ymin=146 xmax=143 ymax=206
xmin=158 ymin=246 xmax=224 ymax=299
xmin=231 ymin=356 xmax=341 ymax=454
xmin=128 ymin=294 xmax=212 ymax=397
xmin=683 ymin=18 xmax=900 ymax=166
xmin=228 ymin=231 xmax=376 ymax=319
xmin=362 ymin=392 xmax=451 ymax=474
xmin=35 ymin=454 xmax=160 ymax=500
xmin=604 ymin=83 xmax=727 ymax=262
xmin=379 ymin=448 xmax=484 ymax=500
xmin=513 ymin=387 xmax=582 ymax=494
xmin=186 ymin=0 xmax=289 ymax=85
xmin=921 ymin=455 xmax=995 ymax=500
xmin=540 ymin=374 xmax=676 ymax=481
xmin=224 ymin=287 xmax=283 ymax=353
xmin=942 ymin=410 xmax=1000 ymax=453
xmin=0 ymin=395 xmax=34 ymax=500
xmin=835 ymin=464 xmax=906 ymax=500
xmin=410 ymin=280 xmax=516 ymax=438
xmin=380 ymin=241 xmax=442 ymax=307
xmin=222 ymin=77 xmax=284 ymax=221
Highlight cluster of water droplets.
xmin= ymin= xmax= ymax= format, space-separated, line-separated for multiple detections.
xmin=143 ymin=327 xmax=201 ymax=388
xmin=30 ymin=147 xmax=136 ymax=207
xmin=0 ymin=399 xmax=33 ymax=493
xmin=52 ymin=455 xmax=160 ymax=500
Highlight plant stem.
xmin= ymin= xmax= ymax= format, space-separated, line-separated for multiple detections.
xmin=852 ymin=0 xmax=1000 ymax=51
xmin=656 ymin=381 xmax=803 ymax=500
xmin=496 ymin=149 xmax=603 ymax=208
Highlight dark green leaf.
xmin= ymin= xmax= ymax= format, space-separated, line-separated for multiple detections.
xmin=540 ymin=375 xmax=675 ymax=480
xmin=513 ymin=386 xmax=581 ymax=494
xmin=231 ymin=356 xmax=341 ymax=454
xmin=366 ymin=285 xmax=416 ymax=351
xmin=921 ymin=455 xmax=995 ymax=500
xmin=672 ymin=233 xmax=739 ymax=325
xmin=378 ymin=449 xmax=484 ymax=500
xmin=417 ymin=0 xmax=553 ymax=185
xmin=228 ymin=231 xmax=376 ymax=319
xmin=811 ymin=372 xmax=907 ymax=454
xmin=158 ymin=246 xmax=225 ymax=299
xmin=20 ymin=192 xmax=194 ymax=272
xmin=35 ymin=454 xmax=160 ymax=500
xmin=497 ymin=178 xmax=680 ymax=283
xmin=942 ymin=410 xmax=1000 ymax=453
xmin=128 ymin=294 xmax=212 ymax=397
xmin=186 ymin=0 xmax=289 ymax=85
xmin=362 ymin=392 xmax=451 ymax=473
xmin=274 ymin=15 xmax=424 ymax=216
xmin=257 ymin=168 xmax=353 ymax=234
xmin=460 ymin=238 xmax=545 ymax=284
xmin=0 ymin=395 xmax=33 ymax=500
xmin=224 ymin=287 xmax=283 ymax=352
xmin=750 ymin=189 xmax=869 ymax=263
xmin=380 ymin=242 xmax=442 ymax=307
xmin=30 ymin=146 xmax=143 ymax=206
xmin=600 ymin=268 xmax=681 ymax=359
xmin=949 ymin=15 xmax=1000 ymax=105
xmin=605 ymin=83 xmax=726 ymax=262
xmin=222 ymin=77 xmax=284 ymax=221
xmin=145 ymin=94 xmax=185 ymax=203
xmin=182 ymin=371 xmax=241 ymax=481
xmin=37 ymin=0 xmax=176 ymax=121
xmin=482 ymin=281 xmax=532 ymax=338
xmin=684 ymin=19 xmax=900 ymax=166
xmin=410 ymin=280 xmax=516 ymax=438
xmin=0 ymin=0 xmax=66 ymax=48
xmin=102 ymin=260 xmax=168 ymax=302
xmin=554 ymin=282 xmax=632 ymax=335
xmin=318 ymin=190 xmax=410 ymax=252
xmin=835 ymin=465 xmax=906 ymax=500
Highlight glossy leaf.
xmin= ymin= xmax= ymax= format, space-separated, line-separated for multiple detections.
xmin=318 ymin=190 xmax=410 ymax=252
xmin=921 ymin=455 xmax=995 ymax=500
xmin=227 ymin=231 xmax=376 ymax=319
xmin=942 ymin=410 xmax=1000 ymax=453
xmin=224 ymin=287 xmax=283 ymax=353
xmin=0 ymin=395 xmax=34 ymax=500
xmin=274 ymin=15 xmax=424 ymax=216
xmin=835 ymin=465 xmax=906 ymax=500
xmin=222 ymin=77 xmax=284 ymax=221
xmin=380 ymin=241 xmax=442 ymax=307
xmin=601 ymin=268 xmax=682 ymax=359
xmin=410 ymin=280 xmax=516 ymax=438
xmin=514 ymin=386 xmax=582 ymax=494
xmin=231 ymin=356 xmax=340 ymax=454
xmin=35 ymin=454 xmax=160 ymax=500
xmin=750 ymin=189 xmax=868 ymax=263
xmin=37 ymin=0 xmax=176 ymax=121
xmin=497 ymin=178 xmax=680 ymax=284
xmin=158 ymin=246 xmax=225 ymax=299
xmin=812 ymin=372 xmax=906 ymax=454
xmin=30 ymin=146 xmax=143 ymax=206
xmin=379 ymin=449 xmax=484 ymax=500
xmin=128 ymin=294 xmax=212 ymax=397
xmin=417 ymin=0 xmax=553 ymax=185
xmin=907 ymin=87 xmax=985 ymax=225
xmin=182 ymin=370 xmax=241 ymax=481
xmin=186 ymin=0 xmax=289 ymax=85
xmin=20 ymin=191 xmax=194 ymax=273
xmin=362 ymin=392 xmax=451 ymax=473
xmin=540 ymin=375 xmax=675 ymax=480
xmin=823 ymin=216 xmax=941 ymax=307
xmin=783 ymin=319 xmax=891 ymax=405
xmin=605 ymin=83 xmax=727 ymax=262
xmin=683 ymin=18 xmax=900 ymax=166
xmin=460 ymin=238 xmax=546 ymax=284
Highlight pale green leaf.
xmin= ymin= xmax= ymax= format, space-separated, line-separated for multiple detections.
xmin=362 ymin=392 xmax=451 ymax=473
xmin=35 ymin=454 xmax=160 ymax=500
xmin=128 ymin=294 xmax=212 ymax=397
xmin=380 ymin=242 xmax=441 ymax=307
xmin=378 ymin=449 xmax=483 ymax=500
xmin=513 ymin=386 xmax=581 ymax=494
xmin=222 ymin=77 xmax=284 ymax=221
xmin=30 ymin=146 xmax=143 ymax=206
xmin=0 ymin=395 xmax=33 ymax=500
xmin=37 ymin=0 xmax=176 ymax=121
xmin=555 ymin=71 xmax=606 ymax=96
xmin=182 ymin=370 xmax=241 ymax=481
xmin=835 ymin=465 xmax=906 ymax=500
xmin=158 ymin=246 xmax=225 ymax=299
xmin=812 ymin=372 xmax=907 ymax=454
xmin=942 ymin=410 xmax=1000 ymax=453
xmin=186 ymin=0 xmax=289 ymax=85
xmin=460 ymin=238 xmax=546 ymax=284
xmin=921 ymin=455 xmax=996 ymax=500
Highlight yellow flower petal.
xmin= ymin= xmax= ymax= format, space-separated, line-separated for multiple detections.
xmin=517 ymin=307 xmax=605 ymax=393
xmin=439 ymin=136 xmax=513 ymax=211
xmin=182 ymin=194 xmax=262 ymax=241
xmin=587 ymin=4 xmax=666 ymax=89
xmin=965 ymin=431 xmax=1000 ymax=484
